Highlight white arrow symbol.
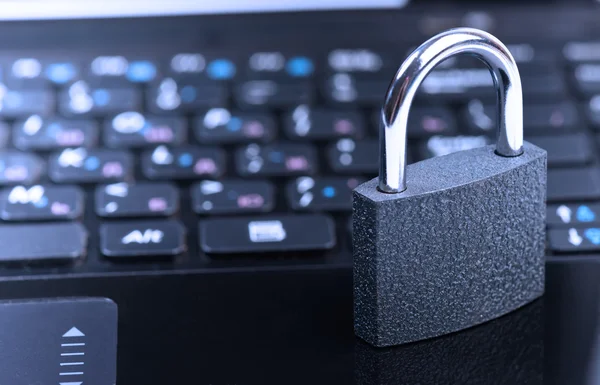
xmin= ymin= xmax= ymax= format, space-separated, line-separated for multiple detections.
xmin=568 ymin=228 xmax=583 ymax=246
xmin=62 ymin=327 xmax=85 ymax=338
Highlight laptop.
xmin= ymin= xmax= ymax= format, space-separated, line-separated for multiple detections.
xmin=0 ymin=0 xmax=598 ymax=384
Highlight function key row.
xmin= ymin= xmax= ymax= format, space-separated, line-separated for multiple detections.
xmin=0 ymin=214 xmax=337 ymax=263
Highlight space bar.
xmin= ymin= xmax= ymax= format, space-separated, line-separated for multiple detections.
xmin=0 ymin=223 xmax=87 ymax=262
xmin=199 ymin=214 xmax=337 ymax=254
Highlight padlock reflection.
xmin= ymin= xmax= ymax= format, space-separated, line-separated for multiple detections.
xmin=355 ymin=299 xmax=543 ymax=385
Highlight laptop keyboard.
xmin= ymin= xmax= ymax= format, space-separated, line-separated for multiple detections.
xmin=0 ymin=41 xmax=600 ymax=274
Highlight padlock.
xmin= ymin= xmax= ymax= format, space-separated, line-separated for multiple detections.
xmin=353 ymin=28 xmax=547 ymax=347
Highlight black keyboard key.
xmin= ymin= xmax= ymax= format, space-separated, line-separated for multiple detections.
xmin=328 ymin=138 xmax=378 ymax=174
xmin=87 ymin=56 xmax=158 ymax=85
xmin=49 ymin=148 xmax=133 ymax=183
xmin=194 ymin=108 xmax=276 ymax=144
xmin=0 ymin=86 xmax=54 ymax=118
xmin=284 ymin=106 xmax=365 ymax=140
xmin=527 ymin=134 xmax=593 ymax=167
xmin=406 ymin=107 xmax=457 ymax=138
xmin=5 ymin=58 xmax=48 ymax=88
xmin=0 ymin=123 xmax=9 ymax=148
xmin=0 ymin=222 xmax=87 ymax=262
xmin=0 ymin=151 xmax=44 ymax=185
xmin=322 ymin=73 xmax=387 ymax=106
xmin=192 ymin=179 xmax=274 ymax=214
xmin=147 ymin=78 xmax=227 ymax=113
xmin=245 ymin=51 xmax=315 ymax=78
xmin=95 ymin=182 xmax=179 ymax=218
xmin=167 ymin=55 xmax=237 ymax=81
xmin=236 ymin=143 xmax=317 ymax=177
xmin=571 ymin=63 xmax=600 ymax=96
xmin=0 ymin=185 xmax=83 ymax=221
xmin=58 ymin=81 xmax=141 ymax=117
xmin=464 ymin=101 xmax=580 ymax=135
xmin=585 ymin=97 xmax=600 ymax=129
xmin=421 ymin=135 xmax=490 ymax=159
xmin=286 ymin=176 xmax=363 ymax=211
xmin=548 ymin=227 xmax=600 ymax=253
xmin=104 ymin=111 xmax=186 ymax=148
xmin=563 ymin=41 xmax=600 ymax=63
xmin=547 ymin=168 xmax=600 ymax=202
xmin=547 ymin=203 xmax=600 ymax=227
xmin=142 ymin=145 xmax=225 ymax=179
xmin=200 ymin=214 xmax=336 ymax=254
xmin=44 ymin=61 xmax=79 ymax=85
xmin=13 ymin=116 xmax=98 ymax=150
xmin=100 ymin=220 xmax=186 ymax=258
xmin=234 ymin=79 xmax=313 ymax=108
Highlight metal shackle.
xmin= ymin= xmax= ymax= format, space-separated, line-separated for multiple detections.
xmin=378 ymin=27 xmax=523 ymax=193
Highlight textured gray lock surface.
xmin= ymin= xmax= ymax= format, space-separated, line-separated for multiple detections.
xmin=353 ymin=141 xmax=547 ymax=347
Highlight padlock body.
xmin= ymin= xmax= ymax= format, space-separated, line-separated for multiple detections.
xmin=353 ymin=142 xmax=546 ymax=347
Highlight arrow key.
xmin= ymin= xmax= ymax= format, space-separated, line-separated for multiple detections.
xmin=549 ymin=226 xmax=600 ymax=253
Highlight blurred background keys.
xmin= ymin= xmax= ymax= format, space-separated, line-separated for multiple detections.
xmin=0 ymin=151 xmax=44 ymax=185
xmin=59 ymin=81 xmax=141 ymax=117
xmin=142 ymin=145 xmax=225 ymax=179
xmin=286 ymin=176 xmax=363 ymax=211
xmin=49 ymin=148 xmax=133 ymax=183
xmin=104 ymin=112 xmax=186 ymax=148
xmin=13 ymin=116 xmax=99 ymax=150
xmin=235 ymin=143 xmax=318 ymax=177
xmin=0 ymin=87 xmax=54 ymax=118
xmin=328 ymin=138 xmax=379 ymax=174
xmin=547 ymin=203 xmax=600 ymax=227
xmin=284 ymin=106 xmax=366 ymax=140
xmin=195 ymin=108 xmax=276 ymax=144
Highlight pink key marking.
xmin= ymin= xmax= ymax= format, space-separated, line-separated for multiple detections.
xmin=50 ymin=201 xmax=71 ymax=216
xmin=237 ymin=194 xmax=265 ymax=209
xmin=56 ymin=129 xmax=85 ymax=146
xmin=333 ymin=119 xmax=354 ymax=135
xmin=144 ymin=126 xmax=174 ymax=143
xmin=194 ymin=158 xmax=217 ymax=175
xmin=102 ymin=162 xmax=124 ymax=178
xmin=4 ymin=165 xmax=28 ymax=181
xmin=148 ymin=197 xmax=168 ymax=212
xmin=285 ymin=156 xmax=309 ymax=171
xmin=421 ymin=116 xmax=447 ymax=133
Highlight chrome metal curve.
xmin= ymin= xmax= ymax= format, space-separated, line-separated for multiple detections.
xmin=379 ymin=27 xmax=523 ymax=193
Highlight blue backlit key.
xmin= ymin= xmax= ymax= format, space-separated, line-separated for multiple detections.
xmin=13 ymin=115 xmax=98 ymax=150
xmin=286 ymin=176 xmax=364 ymax=211
xmin=194 ymin=108 xmax=276 ymax=144
xmin=547 ymin=203 xmax=600 ymax=227
xmin=142 ymin=145 xmax=226 ymax=180
xmin=49 ymin=148 xmax=133 ymax=183
xmin=104 ymin=111 xmax=186 ymax=148
xmin=168 ymin=54 xmax=236 ymax=80
xmin=59 ymin=80 xmax=141 ymax=117
xmin=6 ymin=58 xmax=79 ymax=87
xmin=549 ymin=226 xmax=600 ymax=253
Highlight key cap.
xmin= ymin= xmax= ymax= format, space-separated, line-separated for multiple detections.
xmin=49 ymin=148 xmax=133 ymax=183
xmin=44 ymin=61 xmax=80 ymax=85
xmin=286 ymin=176 xmax=364 ymax=211
xmin=284 ymin=106 xmax=366 ymax=140
xmin=146 ymin=78 xmax=227 ymax=113
xmin=586 ymin=96 xmax=600 ymax=129
xmin=0 ymin=222 xmax=87 ymax=262
xmin=322 ymin=73 xmax=388 ymax=106
xmin=199 ymin=214 xmax=336 ymax=254
xmin=547 ymin=203 xmax=600 ymax=227
xmin=58 ymin=81 xmax=141 ymax=117
xmin=0 ymin=298 xmax=117 ymax=385
xmin=571 ymin=63 xmax=600 ymax=96
xmin=192 ymin=179 xmax=274 ymax=214
xmin=245 ymin=51 xmax=315 ymax=79
xmin=548 ymin=227 xmax=600 ymax=253
xmin=167 ymin=55 xmax=237 ymax=81
xmin=100 ymin=220 xmax=186 ymax=257
xmin=563 ymin=41 xmax=600 ymax=63
xmin=0 ymin=185 xmax=83 ymax=221
xmin=13 ymin=115 xmax=98 ymax=150
xmin=142 ymin=145 xmax=225 ymax=179
xmin=235 ymin=143 xmax=318 ymax=177
xmin=195 ymin=108 xmax=276 ymax=144
xmin=104 ymin=111 xmax=186 ymax=148
xmin=421 ymin=135 xmax=490 ymax=159
xmin=4 ymin=57 xmax=48 ymax=88
xmin=463 ymin=100 xmax=580 ymax=135
xmin=0 ymin=123 xmax=9 ymax=148
xmin=527 ymin=134 xmax=593 ymax=167
xmin=0 ymin=85 xmax=54 ymax=118
xmin=328 ymin=138 xmax=378 ymax=173
xmin=547 ymin=168 xmax=600 ymax=202
xmin=234 ymin=79 xmax=313 ymax=108
xmin=405 ymin=106 xmax=457 ymax=138
xmin=95 ymin=182 xmax=179 ymax=217
xmin=0 ymin=151 xmax=44 ymax=185
xmin=87 ymin=55 xmax=159 ymax=85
